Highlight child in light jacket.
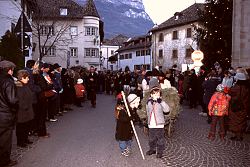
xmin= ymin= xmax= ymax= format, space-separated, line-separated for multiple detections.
xmin=146 ymin=78 xmax=170 ymax=158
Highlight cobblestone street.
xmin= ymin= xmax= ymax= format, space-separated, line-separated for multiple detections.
xmin=11 ymin=94 xmax=250 ymax=167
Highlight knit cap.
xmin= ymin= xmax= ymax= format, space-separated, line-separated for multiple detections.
xmin=77 ymin=79 xmax=83 ymax=84
xmin=127 ymin=94 xmax=140 ymax=104
xmin=216 ymin=84 xmax=224 ymax=92
xmin=0 ymin=60 xmax=16 ymax=69
xmin=149 ymin=77 xmax=160 ymax=90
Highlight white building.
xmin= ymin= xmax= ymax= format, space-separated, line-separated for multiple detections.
xmin=232 ymin=0 xmax=250 ymax=68
xmin=32 ymin=0 xmax=103 ymax=69
xmin=0 ymin=0 xmax=35 ymax=62
xmin=116 ymin=35 xmax=152 ymax=71
xmin=150 ymin=3 xmax=204 ymax=71
xmin=100 ymin=34 xmax=128 ymax=71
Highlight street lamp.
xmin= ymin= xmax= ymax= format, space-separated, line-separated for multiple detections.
xmin=191 ymin=50 xmax=204 ymax=73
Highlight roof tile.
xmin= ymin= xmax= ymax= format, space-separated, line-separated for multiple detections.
xmin=151 ymin=3 xmax=204 ymax=32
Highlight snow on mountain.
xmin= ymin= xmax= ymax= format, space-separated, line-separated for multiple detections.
xmin=75 ymin=0 xmax=154 ymax=38
xmin=123 ymin=9 xmax=151 ymax=20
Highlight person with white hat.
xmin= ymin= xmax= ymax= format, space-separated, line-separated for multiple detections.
xmin=74 ymin=79 xmax=85 ymax=107
xmin=114 ymin=93 xmax=140 ymax=157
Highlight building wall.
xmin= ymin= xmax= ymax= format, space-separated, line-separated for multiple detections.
xmin=0 ymin=0 xmax=20 ymax=36
xmin=0 ymin=0 xmax=33 ymax=62
xmin=100 ymin=45 xmax=119 ymax=70
xmin=32 ymin=16 xmax=100 ymax=69
xmin=232 ymin=0 xmax=250 ymax=68
xmin=118 ymin=50 xmax=151 ymax=71
xmin=152 ymin=23 xmax=199 ymax=71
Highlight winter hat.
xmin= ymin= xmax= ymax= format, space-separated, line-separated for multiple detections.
xmin=151 ymin=68 xmax=160 ymax=76
xmin=0 ymin=60 xmax=16 ymax=69
xmin=53 ymin=63 xmax=61 ymax=69
xmin=127 ymin=94 xmax=140 ymax=104
xmin=149 ymin=77 xmax=160 ymax=90
xmin=234 ymin=72 xmax=247 ymax=81
xmin=159 ymin=71 xmax=165 ymax=77
xmin=77 ymin=79 xmax=83 ymax=84
xmin=224 ymin=86 xmax=230 ymax=94
xmin=216 ymin=84 xmax=224 ymax=92
xmin=41 ymin=63 xmax=50 ymax=69
xmin=145 ymin=71 xmax=152 ymax=77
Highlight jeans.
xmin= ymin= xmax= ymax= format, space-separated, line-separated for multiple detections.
xmin=118 ymin=140 xmax=132 ymax=152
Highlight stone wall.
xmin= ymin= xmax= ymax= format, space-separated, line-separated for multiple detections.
xmin=232 ymin=0 xmax=250 ymax=68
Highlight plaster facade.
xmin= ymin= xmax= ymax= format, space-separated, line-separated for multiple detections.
xmin=152 ymin=23 xmax=199 ymax=71
xmin=32 ymin=16 xmax=101 ymax=69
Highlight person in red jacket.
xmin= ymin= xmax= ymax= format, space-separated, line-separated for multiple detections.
xmin=74 ymin=79 xmax=85 ymax=107
xmin=207 ymin=84 xmax=231 ymax=141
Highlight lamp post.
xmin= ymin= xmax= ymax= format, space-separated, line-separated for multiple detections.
xmin=148 ymin=31 xmax=152 ymax=70
xmin=144 ymin=36 xmax=146 ymax=69
xmin=106 ymin=47 xmax=109 ymax=70
xmin=191 ymin=50 xmax=204 ymax=73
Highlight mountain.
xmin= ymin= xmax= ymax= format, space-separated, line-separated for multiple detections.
xmin=75 ymin=0 xmax=154 ymax=39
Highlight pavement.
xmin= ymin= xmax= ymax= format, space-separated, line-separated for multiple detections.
xmin=10 ymin=94 xmax=250 ymax=167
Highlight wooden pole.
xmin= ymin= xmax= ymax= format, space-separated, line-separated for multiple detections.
xmin=121 ymin=91 xmax=145 ymax=160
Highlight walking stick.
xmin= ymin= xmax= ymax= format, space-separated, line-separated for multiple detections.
xmin=121 ymin=91 xmax=145 ymax=160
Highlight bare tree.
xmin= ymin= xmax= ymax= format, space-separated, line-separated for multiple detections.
xmin=31 ymin=0 xmax=83 ymax=61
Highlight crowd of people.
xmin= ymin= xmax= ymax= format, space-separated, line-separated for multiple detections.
xmin=0 ymin=58 xmax=250 ymax=165
xmin=0 ymin=60 xmax=100 ymax=167
xmin=113 ymin=65 xmax=250 ymax=157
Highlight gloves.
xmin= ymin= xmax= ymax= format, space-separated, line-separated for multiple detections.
xmin=59 ymin=88 xmax=63 ymax=94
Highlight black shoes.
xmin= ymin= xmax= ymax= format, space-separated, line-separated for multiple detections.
xmin=230 ymin=136 xmax=243 ymax=141
xmin=146 ymin=150 xmax=156 ymax=155
xmin=25 ymin=140 xmax=33 ymax=144
xmin=17 ymin=143 xmax=27 ymax=148
xmin=146 ymin=150 xmax=163 ymax=158
xmin=156 ymin=153 xmax=163 ymax=158
xmin=4 ymin=160 xmax=18 ymax=167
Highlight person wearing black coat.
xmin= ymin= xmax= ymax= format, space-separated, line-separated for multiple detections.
xmin=0 ymin=60 xmax=18 ymax=167
xmin=15 ymin=70 xmax=34 ymax=148
xmin=115 ymin=104 xmax=133 ymax=157
xmin=188 ymin=69 xmax=198 ymax=108
xmin=35 ymin=63 xmax=54 ymax=137
xmin=202 ymin=73 xmax=220 ymax=123
xmin=24 ymin=60 xmax=41 ymax=135
xmin=197 ymin=68 xmax=207 ymax=114
xmin=86 ymin=66 xmax=98 ymax=108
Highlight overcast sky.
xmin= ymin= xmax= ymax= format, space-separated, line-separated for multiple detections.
xmin=143 ymin=0 xmax=206 ymax=24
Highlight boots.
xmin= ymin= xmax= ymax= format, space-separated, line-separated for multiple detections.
xmin=146 ymin=150 xmax=156 ymax=156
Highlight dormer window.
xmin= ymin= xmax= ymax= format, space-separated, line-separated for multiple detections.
xmin=174 ymin=12 xmax=183 ymax=20
xmin=60 ymin=8 xmax=68 ymax=16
